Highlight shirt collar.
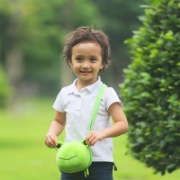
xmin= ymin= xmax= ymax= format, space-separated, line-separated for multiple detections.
xmin=67 ymin=76 xmax=102 ymax=94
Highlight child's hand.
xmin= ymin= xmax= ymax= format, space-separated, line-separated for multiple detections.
xmin=45 ymin=133 xmax=58 ymax=148
xmin=86 ymin=130 xmax=106 ymax=146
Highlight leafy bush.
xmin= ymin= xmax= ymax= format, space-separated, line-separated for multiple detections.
xmin=0 ymin=65 xmax=11 ymax=108
xmin=120 ymin=0 xmax=180 ymax=175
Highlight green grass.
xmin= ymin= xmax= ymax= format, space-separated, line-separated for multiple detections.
xmin=0 ymin=98 xmax=180 ymax=180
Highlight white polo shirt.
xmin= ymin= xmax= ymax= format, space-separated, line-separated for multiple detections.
xmin=53 ymin=77 xmax=121 ymax=162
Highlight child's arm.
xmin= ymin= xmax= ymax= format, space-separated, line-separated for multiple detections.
xmin=86 ymin=102 xmax=128 ymax=146
xmin=45 ymin=111 xmax=66 ymax=148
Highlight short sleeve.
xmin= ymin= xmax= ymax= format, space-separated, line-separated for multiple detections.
xmin=104 ymin=87 xmax=121 ymax=111
xmin=53 ymin=88 xmax=65 ymax=112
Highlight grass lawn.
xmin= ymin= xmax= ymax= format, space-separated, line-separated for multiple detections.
xmin=0 ymin=98 xmax=179 ymax=180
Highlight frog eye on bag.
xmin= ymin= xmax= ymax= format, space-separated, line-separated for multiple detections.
xmin=56 ymin=141 xmax=64 ymax=150
xmin=56 ymin=144 xmax=61 ymax=148
xmin=83 ymin=140 xmax=87 ymax=145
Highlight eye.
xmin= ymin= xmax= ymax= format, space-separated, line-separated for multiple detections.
xmin=75 ymin=57 xmax=83 ymax=62
xmin=90 ymin=57 xmax=97 ymax=62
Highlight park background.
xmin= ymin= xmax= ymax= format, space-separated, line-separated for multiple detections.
xmin=0 ymin=0 xmax=180 ymax=179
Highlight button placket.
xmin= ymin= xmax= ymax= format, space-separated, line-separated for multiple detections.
xmin=77 ymin=89 xmax=87 ymax=111
xmin=76 ymin=95 xmax=82 ymax=111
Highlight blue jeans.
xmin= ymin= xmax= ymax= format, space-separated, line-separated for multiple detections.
xmin=60 ymin=162 xmax=114 ymax=180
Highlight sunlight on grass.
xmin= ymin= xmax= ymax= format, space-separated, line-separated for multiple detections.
xmin=0 ymin=98 xmax=180 ymax=180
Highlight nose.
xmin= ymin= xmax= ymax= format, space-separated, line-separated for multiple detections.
xmin=82 ymin=61 xmax=90 ymax=69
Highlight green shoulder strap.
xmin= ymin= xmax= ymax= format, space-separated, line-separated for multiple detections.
xmin=88 ymin=84 xmax=107 ymax=132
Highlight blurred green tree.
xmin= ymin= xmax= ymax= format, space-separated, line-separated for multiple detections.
xmin=0 ymin=65 xmax=11 ymax=108
xmin=120 ymin=0 xmax=180 ymax=175
xmin=1 ymin=0 xmax=145 ymax=98
xmin=91 ymin=0 xmax=144 ymax=90
xmin=20 ymin=0 xmax=100 ymax=96
xmin=0 ymin=0 xmax=100 ymax=97
xmin=0 ymin=1 xmax=13 ymax=108
xmin=0 ymin=0 xmax=12 ymax=67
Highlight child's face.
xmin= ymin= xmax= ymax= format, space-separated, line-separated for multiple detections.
xmin=69 ymin=41 xmax=104 ymax=86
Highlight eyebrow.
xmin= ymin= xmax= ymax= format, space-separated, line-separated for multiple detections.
xmin=74 ymin=54 xmax=98 ymax=57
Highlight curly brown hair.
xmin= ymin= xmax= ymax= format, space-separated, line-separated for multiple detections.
xmin=62 ymin=26 xmax=111 ymax=72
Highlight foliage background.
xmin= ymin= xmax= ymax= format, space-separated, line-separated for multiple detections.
xmin=120 ymin=0 xmax=180 ymax=175
xmin=0 ymin=0 xmax=143 ymax=99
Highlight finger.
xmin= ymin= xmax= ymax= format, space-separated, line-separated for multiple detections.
xmin=45 ymin=138 xmax=55 ymax=148
xmin=87 ymin=137 xmax=96 ymax=146
xmin=88 ymin=134 xmax=96 ymax=142
xmin=85 ymin=139 xmax=91 ymax=146
xmin=47 ymin=142 xmax=56 ymax=148
xmin=44 ymin=138 xmax=50 ymax=146
xmin=51 ymin=139 xmax=58 ymax=146
xmin=50 ymin=145 xmax=56 ymax=148
xmin=91 ymin=138 xmax=97 ymax=146
xmin=46 ymin=135 xmax=57 ymax=146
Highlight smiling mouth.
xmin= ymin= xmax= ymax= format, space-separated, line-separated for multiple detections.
xmin=80 ymin=71 xmax=92 ymax=73
xmin=59 ymin=155 xmax=77 ymax=160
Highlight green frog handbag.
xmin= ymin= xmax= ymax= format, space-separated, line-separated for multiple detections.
xmin=55 ymin=84 xmax=106 ymax=177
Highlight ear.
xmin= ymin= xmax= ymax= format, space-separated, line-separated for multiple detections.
xmin=100 ymin=62 xmax=105 ymax=70
xmin=68 ymin=60 xmax=73 ymax=68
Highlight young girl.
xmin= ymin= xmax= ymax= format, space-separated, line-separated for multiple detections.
xmin=45 ymin=26 xmax=128 ymax=180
